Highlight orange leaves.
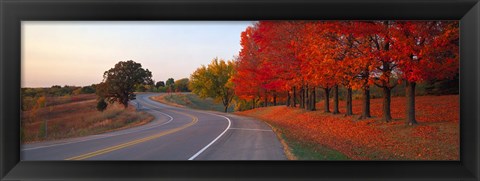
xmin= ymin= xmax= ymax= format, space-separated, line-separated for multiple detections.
xmin=412 ymin=126 xmax=439 ymax=139
xmin=413 ymin=95 xmax=459 ymax=123
xmin=234 ymin=21 xmax=306 ymax=101
xmin=238 ymin=106 xmax=392 ymax=160
xmin=234 ymin=20 xmax=459 ymax=130
xmin=392 ymin=21 xmax=459 ymax=83
xmin=237 ymin=95 xmax=459 ymax=160
xmin=235 ymin=21 xmax=458 ymax=103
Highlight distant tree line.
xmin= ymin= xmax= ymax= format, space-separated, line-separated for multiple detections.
xmin=134 ymin=77 xmax=191 ymax=93
xmin=22 ymin=84 xmax=96 ymax=98
xmin=21 ymin=85 xmax=97 ymax=111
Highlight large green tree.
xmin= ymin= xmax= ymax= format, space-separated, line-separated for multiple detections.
xmin=166 ymin=78 xmax=175 ymax=93
xmin=155 ymin=81 xmax=165 ymax=88
xmin=189 ymin=58 xmax=235 ymax=112
xmin=96 ymin=60 xmax=153 ymax=110
xmin=174 ymin=78 xmax=190 ymax=92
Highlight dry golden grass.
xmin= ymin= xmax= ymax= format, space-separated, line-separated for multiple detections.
xmin=21 ymin=94 xmax=154 ymax=143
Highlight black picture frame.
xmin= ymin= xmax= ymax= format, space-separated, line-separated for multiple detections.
xmin=1 ymin=0 xmax=479 ymax=180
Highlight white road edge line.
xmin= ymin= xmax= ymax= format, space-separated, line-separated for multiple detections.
xmin=188 ymin=113 xmax=231 ymax=160
xmin=22 ymin=97 xmax=174 ymax=151
xmin=228 ymin=128 xmax=272 ymax=132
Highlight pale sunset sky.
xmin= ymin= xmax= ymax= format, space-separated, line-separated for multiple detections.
xmin=22 ymin=21 xmax=254 ymax=88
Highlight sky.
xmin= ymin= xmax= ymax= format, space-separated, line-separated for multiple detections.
xmin=22 ymin=21 xmax=254 ymax=88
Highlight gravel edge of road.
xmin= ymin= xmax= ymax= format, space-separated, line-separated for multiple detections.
xmin=261 ymin=121 xmax=297 ymax=160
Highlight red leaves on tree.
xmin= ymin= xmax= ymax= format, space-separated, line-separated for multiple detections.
xmin=232 ymin=20 xmax=458 ymax=122
xmin=232 ymin=21 xmax=459 ymax=159
xmin=392 ymin=21 xmax=459 ymax=82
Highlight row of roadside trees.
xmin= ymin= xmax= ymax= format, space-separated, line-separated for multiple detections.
xmin=93 ymin=21 xmax=459 ymax=127
xmin=231 ymin=21 xmax=459 ymax=125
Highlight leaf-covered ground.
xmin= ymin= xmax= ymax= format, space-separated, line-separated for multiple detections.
xmin=236 ymin=95 xmax=459 ymax=160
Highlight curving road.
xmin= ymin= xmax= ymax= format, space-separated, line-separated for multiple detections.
xmin=21 ymin=93 xmax=286 ymax=160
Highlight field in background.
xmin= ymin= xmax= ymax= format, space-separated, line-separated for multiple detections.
xmin=151 ymin=93 xmax=234 ymax=112
xmin=21 ymin=94 xmax=154 ymax=143
xmin=237 ymin=95 xmax=459 ymax=160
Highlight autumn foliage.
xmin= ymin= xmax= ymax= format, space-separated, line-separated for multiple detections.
xmin=232 ymin=21 xmax=459 ymax=125
xmin=230 ymin=21 xmax=458 ymax=160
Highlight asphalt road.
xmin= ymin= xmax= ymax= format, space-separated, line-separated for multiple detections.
xmin=21 ymin=93 xmax=286 ymax=160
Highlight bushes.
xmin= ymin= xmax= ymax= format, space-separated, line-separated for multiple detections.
xmin=96 ymin=99 xmax=108 ymax=112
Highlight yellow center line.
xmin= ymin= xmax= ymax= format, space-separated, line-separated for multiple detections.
xmin=65 ymin=109 xmax=198 ymax=160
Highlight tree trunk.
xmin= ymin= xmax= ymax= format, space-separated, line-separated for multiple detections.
xmin=224 ymin=105 xmax=228 ymax=113
xmin=382 ymin=87 xmax=392 ymax=122
xmin=406 ymin=81 xmax=418 ymax=125
xmin=302 ymin=85 xmax=306 ymax=109
xmin=333 ymin=85 xmax=339 ymax=114
xmin=324 ymin=87 xmax=330 ymax=113
xmin=310 ymin=87 xmax=317 ymax=111
xmin=264 ymin=91 xmax=268 ymax=107
xmin=300 ymin=85 xmax=305 ymax=109
xmin=252 ymin=98 xmax=256 ymax=109
xmin=122 ymin=97 xmax=129 ymax=109
xmin=273 ymin=91 xmax=277 ymax=106
xmin=286 ymin=91 xmax=291 ymax=107
xmin=360 ymin=85 xmax=371 ymax=119
xmin=305 ymin=85 xmax=309 ymax=110
xmin=346 ymin=87 xmax=353 ymax=116
xmin=293 ymin=86 xmax=297 ymax=107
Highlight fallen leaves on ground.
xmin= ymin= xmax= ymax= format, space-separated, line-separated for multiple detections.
xmin=237 ymin=95 xmax=459 ymax=160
